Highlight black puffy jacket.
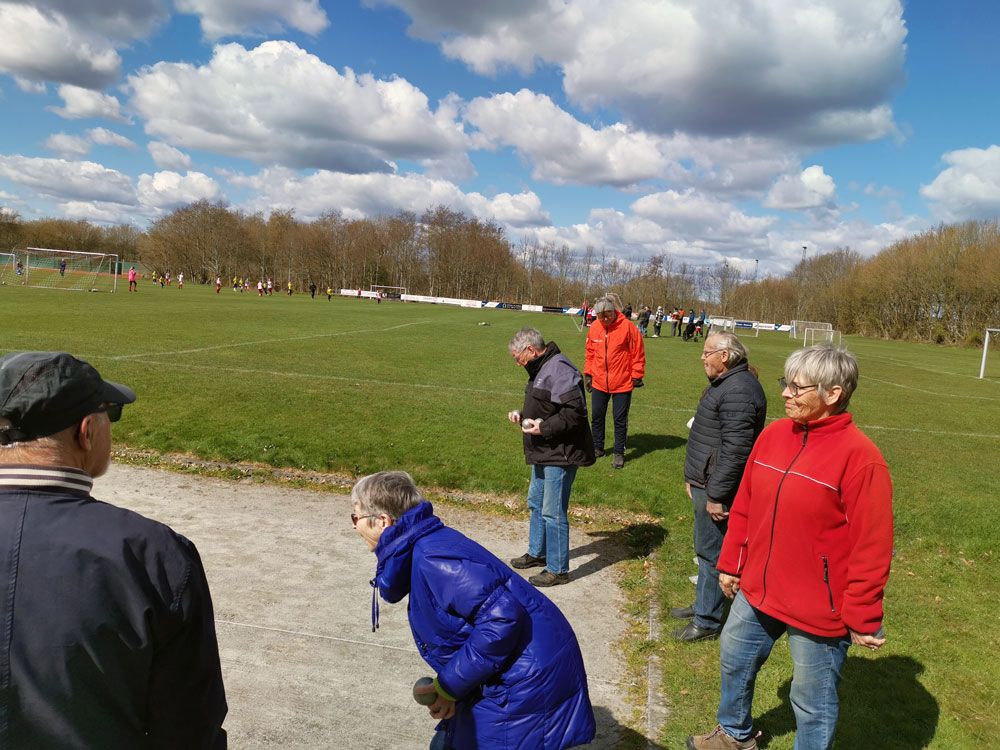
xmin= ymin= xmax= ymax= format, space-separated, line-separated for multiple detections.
xmin=683 ymin=362 xmax=767 ymax=503
xmin=520 ymin=343 xmax=596 ymax=467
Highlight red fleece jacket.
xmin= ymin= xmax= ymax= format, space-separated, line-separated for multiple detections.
xmin=718 ymin=412 xmax=893 ymax=637
xmin=583 ymin=311 xmax=645 ymax=393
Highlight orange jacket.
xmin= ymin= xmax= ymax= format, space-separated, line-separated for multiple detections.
xmin=584 ymin=311 xmax=645 ymax=393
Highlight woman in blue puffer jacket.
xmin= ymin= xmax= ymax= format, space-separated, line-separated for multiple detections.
xmin=352 ymin=471 xmax=596 ymax=750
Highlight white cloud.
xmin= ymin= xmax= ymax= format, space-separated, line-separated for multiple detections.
xmin=0 ymin=155 xmax=136 ymax=204
xmin=45 ymin=132 xmax=91 ymax=158
xmin=764 ymin=165 xmax=837 ymax=209
xmin=87 ymin=127 xmax=136 ymax=149
xmin=0 ymin=4 xmax=122 ymax=88
xmin=127 ymin=41 xmax=468 ymax=173
xmin=465 ymin=89 xmax=668 ymax=186
xmin=18 ymin=0 xmax=168 ymax=40
xmin=60 ymin=199 xmax=143 ymax=224
xmin=136 ymin=170 xmax=221 ymax=209
xmin=148 ymin=141 xmax=192 ymax=171
xmin=175 ymin=0 xmax=329 ymax=40
xmin=49 ymin=85 xmax=129 ymax=121
xmin=228 ymin=166 xmax=549 ymax=228
xmin=920 ymin=145 xmax=1000 ymax=222
xmin=378 ymin=0 xmax=906 ymax=146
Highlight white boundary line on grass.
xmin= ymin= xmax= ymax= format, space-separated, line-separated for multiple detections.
xmin=858 ymin=424 xmax=1000 ymax=440
xmin=123 ymin=358 xmax=520 ymax=397
xmin=107 ymin=319 xmax=434 ymax=361
xmin=855 ymin=350 xmax=1000 ymax=384
xmin=864 ymin=375 xmax=1000 ymax=401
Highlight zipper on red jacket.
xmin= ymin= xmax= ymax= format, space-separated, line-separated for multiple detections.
xmin=821 ymin=554 xmax=836 ymax=612
xmin=604 ymin=329 xmax=610 ymax=391
xmin=760 ymin=426 xmax=809 ymax=606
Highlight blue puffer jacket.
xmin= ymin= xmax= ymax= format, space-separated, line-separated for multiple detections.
xmin=373 ymin=502 xmax=596 ymax=749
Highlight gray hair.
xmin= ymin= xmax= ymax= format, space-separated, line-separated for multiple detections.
xmin=0 ymin=416 xmax=69 ymax=463
xmin=592 ymin=297 xmax=617 ymax=315
xmin=508 ymin=327 xmax=545 ymax=354
xmin=351 ymin=471 xmax=424 ymax=520
xmin=784 ymin=344 xmax=858 ymax=412
xmin=706 ymin=331 xmax=749 ymax=368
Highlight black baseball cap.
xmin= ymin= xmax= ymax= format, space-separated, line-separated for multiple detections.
xmin=0 ymin=352 xmax=136 ymax=445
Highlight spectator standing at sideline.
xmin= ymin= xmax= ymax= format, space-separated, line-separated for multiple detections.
xmin=215 ymin=276 xmax=222 ymax=294
xmin=0 ymin=352 xmax=228 ymax=748
xmin=507 ymin=327 xmax=595 ymax=586
xmin=309 ymin=282 xmax=317 ymax=299
xmin=687 ymin=345 xmax=892 ymax=750
xmin=127 ymin=265 xmax=137 ymax=292
xmin=673 ymin=332 xmax=767 ymax=642
xmin=652 ymin=306 xmax=664 ymax=337
xmin=636 ymin=305 xmax=651 ymax=336
xmin=584 ymin=296 xmax=645 ymax=469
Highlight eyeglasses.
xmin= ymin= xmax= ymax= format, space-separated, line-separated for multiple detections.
xmin=700 ymin=348 xmax=725 ymax=359
xmin=778 ymin=377 xmax=819 ymax=396
xmin=351 ymin=513 xmax=379 ymax=527
xmin=98 ymin=403 xmax=124 ymax=423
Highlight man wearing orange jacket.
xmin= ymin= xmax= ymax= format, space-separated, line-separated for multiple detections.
xmin=583 ymin=296 xmax=646 ymax=469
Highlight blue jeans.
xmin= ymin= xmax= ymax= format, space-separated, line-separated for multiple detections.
xmin=691 ymin=485 xmax=726 ymax=630
xmin=718 ymin=592 xmax=850 ymax=750
xmin=526 ymin=465 xmax=578 ymax=574
xmin=590 ymin=389 xmax=632 ymax=455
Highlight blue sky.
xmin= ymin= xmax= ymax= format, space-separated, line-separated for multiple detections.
xmin=1 ymin=0 xmax=998 ymax=276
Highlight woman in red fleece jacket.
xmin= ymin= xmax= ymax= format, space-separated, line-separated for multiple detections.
xmin=688 ymin=344 xmax=893 ymax=750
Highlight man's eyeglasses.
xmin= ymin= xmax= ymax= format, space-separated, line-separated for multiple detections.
xmin=700 ymin=348 xmax=724 ymax=359
xmin=351 ymin=513 xmax=378 ymax=527
xmin=98 ymin=403 xmax=124 ymax=423
xmin=778 ymin=377 xmax=819 ymax=396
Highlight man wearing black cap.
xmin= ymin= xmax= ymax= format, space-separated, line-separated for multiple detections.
xmin=0 ymin=352 xmax=227 ymax=748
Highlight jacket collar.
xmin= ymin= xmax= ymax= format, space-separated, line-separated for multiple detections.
xmin=374 ymin=501 xmax=444 ymax=603
xmin=524 ymin=341 xmax=561 ymax=379
xmin=709 ymin=361 xmax=750 ymax=386
xmin=0 ymin=464 xmax=93 ymax=494
xmin=790 ymin=411 xmax=854 ymax=434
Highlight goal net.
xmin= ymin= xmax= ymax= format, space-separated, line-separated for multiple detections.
xmin=0 ymin=253 xmax=13 ymax=284
xmin=803 ymin=328 xmax=842 ymax=347
xmin=370 ymin=284 xmax=407 ymax=299
xmin=790 ymin=320 xmax=832 ymax=339
xmin=980 ymin=328 xmax=1000 ymax=379
xmin=7 ymin=248 xmax=119 ymax=292
xmin=709 ymin=316 xmax=736 ymax=333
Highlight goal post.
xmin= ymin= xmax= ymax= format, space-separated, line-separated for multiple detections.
xmin=0 ymin=252 xmax=13 ymax=285
xmin=803 ymin=328 xmax=842 ymax=347
xmin=369 ymin=284 xmax=407 ymax=299
xmin=980 ymin=328 xmax=1000 ymax=379
xmin=708 ymin=316 xmax=736 ymax=334
xmin=18 ymin=247 xmax=119 ymax=292
xmin=790 ymin=320 xmax=832 ymax=339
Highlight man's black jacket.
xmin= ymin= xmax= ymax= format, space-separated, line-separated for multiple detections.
xmin=0 ymin=465 xmax=227 ymax=749
xmin=683 ymin=362 xmax=768 ymax=503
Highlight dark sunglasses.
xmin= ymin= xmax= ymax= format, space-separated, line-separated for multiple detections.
xmin=99 ymin=402 xmax=124 ymax=422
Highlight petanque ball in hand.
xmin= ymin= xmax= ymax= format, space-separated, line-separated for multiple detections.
xmin=413 ymin=677 xmax=436 ymax=705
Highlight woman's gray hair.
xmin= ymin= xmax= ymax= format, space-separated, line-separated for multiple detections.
xmin=508 ymin=327 xmax=545 ymax=354
xmin=784 ymin=344 xmax=859 ymax=412
xmin=592 ymin=297 xmax=617 ymax=315
xmin=707 ymin=331 xmax=749 ymax=368
xmin=351 ymin=471 xmax=425 ymax=520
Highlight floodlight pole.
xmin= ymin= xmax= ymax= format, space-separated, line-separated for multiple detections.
xmin=981 ymin=329 xmax=993 ymax=379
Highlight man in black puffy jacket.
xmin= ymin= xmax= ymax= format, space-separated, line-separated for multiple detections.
xmin=673 ymin=333 xmax=767 ymax=642
xmin=507 ymin=328 xmax=595 ymax=587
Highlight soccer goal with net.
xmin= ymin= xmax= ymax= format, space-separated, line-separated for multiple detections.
xmin=0 ymin=253 xmax=13 ymax=283
xmin=9 ymin=248 xmax=119 ymax=292
xmin=979 ymin=328 xmax=1000 ymax=379
xmin=803 ymin=328 xmax=842 ymax=347
xmin=709 ymin=317 xmax=736 ymax=333
xmin=369 ymin=284 xmax=407 ymax=299
xmin=790 ymin=320 xmax=832 ymax=339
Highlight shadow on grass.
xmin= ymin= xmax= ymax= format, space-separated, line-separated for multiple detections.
xmin=626 ymin=433 xmax=687 ymax=460
xmin=592 ymin=705 xmax=666 ymax=749
xmin=755 ymin=655 xmax=937 ymax=749
xmin=570 ymin=523 xmax=666 ymax=581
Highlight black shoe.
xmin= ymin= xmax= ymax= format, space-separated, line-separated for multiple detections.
xmin=670 ymin=604 xmax=696 ymax=620
xmin=594 ymin=447 xmax=606 ymax=457
xmin=510 ymin=553 xmax=546 ymax=570
xmin=612 ymin=453 xmax=625 ymax=469
xmin=529 ymin=570 xmax=570 ymax=587
xmin=672 ymin=621 xmax=720 ymax=642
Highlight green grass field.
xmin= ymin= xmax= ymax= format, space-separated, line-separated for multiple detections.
xmin=3 ymin=282 xmax=998 ymax=748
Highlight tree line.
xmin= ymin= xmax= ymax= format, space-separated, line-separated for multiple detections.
xmin=2 ymin=203 xmax=997 ymax=344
